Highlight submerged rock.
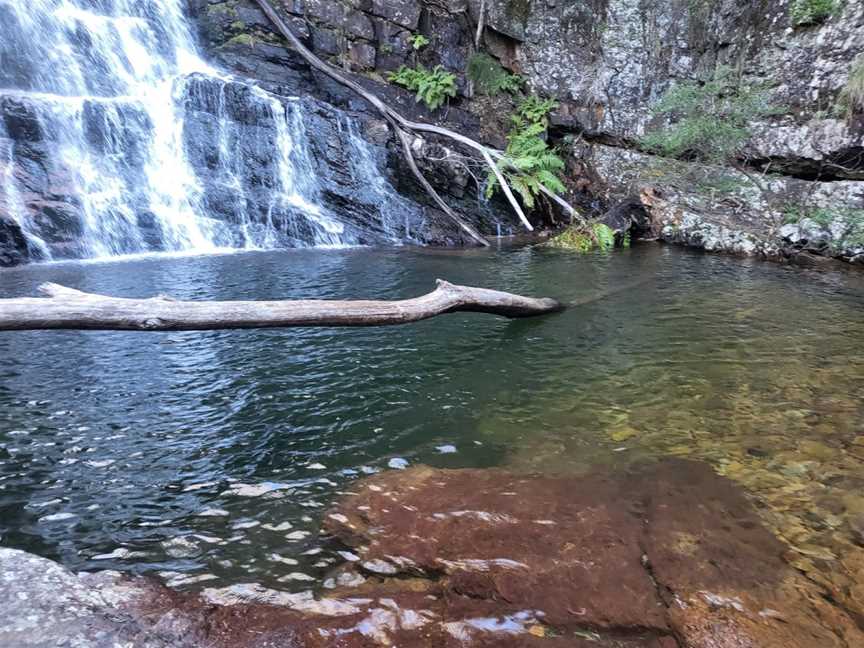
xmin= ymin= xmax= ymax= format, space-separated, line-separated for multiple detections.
xmin=4 ymin=459 xmax=861 ymax=647
xmin=323 ymin=460 xmax=864 ymax=647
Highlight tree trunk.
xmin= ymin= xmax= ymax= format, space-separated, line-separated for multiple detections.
xmin=0 ymin=281 xmax=563 ymax=331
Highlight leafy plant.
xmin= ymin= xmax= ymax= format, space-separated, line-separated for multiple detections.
xmin=466 ymin=53 xmax=523 ymax=95
xmin=387 ymin=65 xmax=457 ymax=110
xmin=515 ymin=96 xmax=559 ymax=128
xmin=790 ymin=0 xmax=836 ymax=26
xmin=838 ymin=56 xmax=864 ymax=117
xmin=409 ymin=34 xmax=430 ymax=50
xmin=486 ymin=96 xmax=565 ymax=209
xmin=640 ymin=67 xmax=779 ymax=164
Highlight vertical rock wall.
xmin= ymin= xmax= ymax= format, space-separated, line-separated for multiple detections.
xmin=195 ymin=0 xmax=864 ymax=262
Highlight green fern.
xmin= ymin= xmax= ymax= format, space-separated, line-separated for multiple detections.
xmin=466 ymin=53 xmax=523 ymax=95
xmin=387 ymin=65 xmax=457 ymax=111
xmin=409 ymin=34 xmax=430 ymax=50
xmin=486 ymin=104 xmax=566 ymax=209
xmin=515 ymin=96 xmax=559 ymax=128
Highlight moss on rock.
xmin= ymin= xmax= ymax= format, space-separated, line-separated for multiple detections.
xmin=546 ymin=222 xmax=617 ymax=252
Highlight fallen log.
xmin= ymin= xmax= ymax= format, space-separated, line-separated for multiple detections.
xmin=0 ymin=280 xmax=563 ymax=331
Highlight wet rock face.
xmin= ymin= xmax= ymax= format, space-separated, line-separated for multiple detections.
xmin=0 ymin=216 xmax=30 ymax=266
xmin=3 ymin=459 xmax=863 ymax=647
xmin=191 ymin=0 xmax=864 ymax=263
xmin=178 ymin=74 xmax=447 ymax=248
xmin=187 ymin=0 xmax=514 ymax=238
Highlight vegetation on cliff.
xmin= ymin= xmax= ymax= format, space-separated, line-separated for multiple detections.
xmin=486 ymin=97 xmax=566 ymax=209
xmin=641 ymin=67 xmax=779 ymax=164
xmin=839 ymin=55 xmax=864 ymax=117
xmin=790 ymin=0 xmax=837 ymax=26
xmin=546 ymin=222 xmax=618 ymax=252
xmin=386 ymin=65 xmax=457 ymax=111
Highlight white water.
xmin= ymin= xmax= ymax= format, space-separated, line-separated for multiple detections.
xmin=0 ymin=0 xmax=403 ymax=262
xmin=342 ymin=118 xmax=421 ymax=241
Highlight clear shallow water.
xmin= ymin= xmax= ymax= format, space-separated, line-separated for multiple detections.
xmin=0 ymin=244 xmax=862 ymax=591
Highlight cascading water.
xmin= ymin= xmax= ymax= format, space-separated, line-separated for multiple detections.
xmin=0 ymin=0 xmax=421 ymax=264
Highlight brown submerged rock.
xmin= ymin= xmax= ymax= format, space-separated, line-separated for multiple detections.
xmin=4 ymin=460 xmax=862 ymax=647
xmin=321 ymin=459 xmax=864 ymax=648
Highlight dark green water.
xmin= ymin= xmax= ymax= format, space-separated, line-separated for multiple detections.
xmin=0 ymin=244 xmax=862 ymax=591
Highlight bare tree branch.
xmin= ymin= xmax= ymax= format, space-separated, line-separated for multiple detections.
xmin=0 ymin=281 xmax=564 ymax=331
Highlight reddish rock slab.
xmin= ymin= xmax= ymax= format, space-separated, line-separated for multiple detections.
xmin=324 ymin=463 xmax=668 ymax=635
xmin=5 ymin=459 xmax=861 ymax=647
xmin=323 ymin=459 xmax=864 ymax=648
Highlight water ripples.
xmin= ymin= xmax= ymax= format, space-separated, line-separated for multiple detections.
xmin=0 ymin=245 xmax=862 ymax=590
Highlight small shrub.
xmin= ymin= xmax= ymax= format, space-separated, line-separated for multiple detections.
xmin=838 ymin=56 xmax=864 ymax=117
xmin=466 ymin=53 xmax=523 ymax=95
xmin=387 ymin=65 xmax=457 ymax=110
xmin=790 ymin=0 xmax=836 ymax=26
xmin=486 ymin=97 xmax=566 ymax=209
xmin=409 ymin=34 xmax=430 ymax=50
xmin=641 ymin=67 xmax=779 ymax=164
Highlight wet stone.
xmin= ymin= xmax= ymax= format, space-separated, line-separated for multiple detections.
xmin=323 ymin=460 xmax=864 ymax=647
xmin=3 ymin=460 xmax=862 ymax=647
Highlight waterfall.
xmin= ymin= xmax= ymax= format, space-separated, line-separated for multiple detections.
xmin=341 ymin=118 xmax=424 ymax=243
xmin=0 ymin=0 xmax=420 ymax=263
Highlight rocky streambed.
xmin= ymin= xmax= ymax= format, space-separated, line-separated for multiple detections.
xmin=4 ymin=459 xmax=862 ymax=648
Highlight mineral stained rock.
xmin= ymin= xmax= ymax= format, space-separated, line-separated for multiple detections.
xmin=2 ymin=459 xmax=862 ymax=647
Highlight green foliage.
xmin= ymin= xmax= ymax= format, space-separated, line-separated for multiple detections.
xmin=466 ymin=53 xmax=523 ymax=95
xmin=838 ymin=56 xmax=864 ymax=117
xmin=515 ymin=96 xmax=559 ymax=128
xmin=548 ymin=223 xmax=618 ymax=252
xmin=409 ymin=34 xmax=430 ymax=50
xmin=640 ymin=67 xmax=779 ymax=163
xmin=784 ymin=205 xmax=863 ymax=226
xmin=790 ymin=0 xmax=836 ymax=26
xmin=485 ymin=97 xmax=566 ymax=209
xmin=387 ymin=65 xmax=457 ymax=110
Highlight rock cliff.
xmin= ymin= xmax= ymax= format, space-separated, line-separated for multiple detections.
xmin=194 ymin=0 xmax=864 ymax=263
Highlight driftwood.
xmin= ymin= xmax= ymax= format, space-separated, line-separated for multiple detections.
xmin=250 ymin=0 xmax=585 ymax=242
xmin=0 ymin=281 xmax=563 ymax=331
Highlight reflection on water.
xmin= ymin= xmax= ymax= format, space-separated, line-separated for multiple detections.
xmin=0 ymin=244 xmax=862 ymax=595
